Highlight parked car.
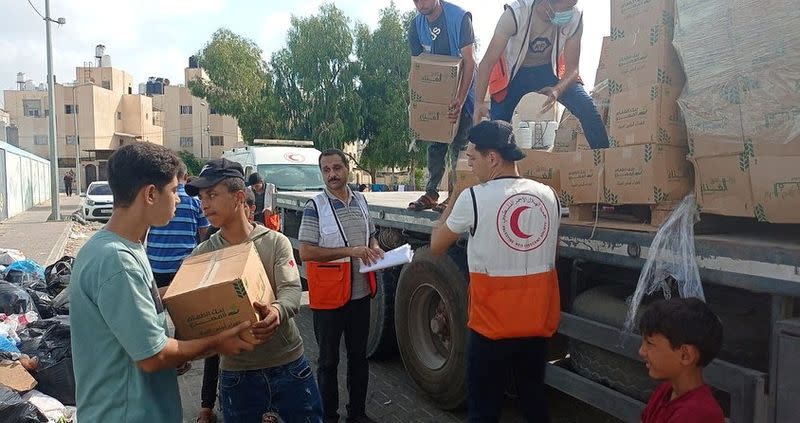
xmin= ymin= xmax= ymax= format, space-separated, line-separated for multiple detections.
xmin=82 ymin=181 xmax=113 ymax=221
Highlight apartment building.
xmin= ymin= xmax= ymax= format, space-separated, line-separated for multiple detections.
xmin=3 ymin=57 xmax=164 ymax=190
xmin=0 ymin=109 xmax=9 ymax=143
xmin=151 ymin=64 xmax=242 ymax=160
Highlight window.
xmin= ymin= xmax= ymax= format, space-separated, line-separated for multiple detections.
xmin=34 ymin=135 xmax=48 ymax=145
xmin=209 ymin=108 xmax=220 ymax=115
xmin=64 ymin=104 xmax=78 ymax=114
xmin=66 ymin=135 xmax=78 ymax=145
xmin=210 ymin=136 xmax=223 ymax=146
xmin=180 ymin=105 xmax=193 ymax=115
xmin=117 ymin=112 xmax=122 ymax=120
xmin=23 ymin=100 xmax=41 ymax=117
xmin=180 ymin=137 xmax=194 ymax=147
xmin=101 ymin=81 xmax=111 ymax=90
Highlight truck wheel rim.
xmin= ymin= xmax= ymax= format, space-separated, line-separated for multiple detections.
xmin=408 ymin=283 xmax=451 ymax=370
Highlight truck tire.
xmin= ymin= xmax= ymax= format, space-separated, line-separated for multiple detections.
xmin=366 ymin=269 xmax=398 ymax=359
xmin=569 ymin=285 xmax=658 ymax=403
xmin=395 ymin=247 xmax=468 ymax=410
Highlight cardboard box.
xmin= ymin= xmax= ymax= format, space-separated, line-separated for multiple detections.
xmin=0 ymin=362 xmax=36 ymax=392
xmin=553 ymin=112 xmax=580 ymax=152
xmin=592 ymin=79 xmax=611 ymax=126
xmin=559 ymin=149 xmax=605 ymax=206
xmin=678 ymin=86 xmax=746 ymax=157
xmin=603 ymin=144 xmax=692 ymax=204
xmin=409 ymin=54 xmax=462 ymax=105
xmin=576 ymin=132 xmax=591 ymax=151
xmin=595 ymin=37 xmax=612 ymax=83
xmin=518 ymin=149 xmax=561 ymax=192
xmin=512 ymin=93 xmax=558 ymax=125
xmin=691 ymin=154 xmax=754 ymax=218
xmin=740 ymin=67 xmax=800 ymax=155
xmin=164 ymin=242 xmax=275 ymax=343
xmin=608 ymin=84 xmax=687 ymax=147
xmin=605 ymin=41 xmax=685 ymax=94
xmin=409 ymin=102 xmax=460 ymax=143
xmin=750 ymin=154 xmax=800 ymax=224
xmin=611 ymin=0 xmax=676 ymax=42
xmin=452 ymin=152 xmax=479 ymax=201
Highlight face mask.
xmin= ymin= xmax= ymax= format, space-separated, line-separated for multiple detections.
xmin=548 ymin=4 xmax=575 ymax=27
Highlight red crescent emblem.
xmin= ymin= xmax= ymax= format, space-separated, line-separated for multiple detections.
xmin=509 ymin=206 xmax=532 ymax=239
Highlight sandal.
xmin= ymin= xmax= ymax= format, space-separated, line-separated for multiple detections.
xmin=432 ymin=197 xmax=450 ymax=213
xmin=408 ymin=194 xmax=438 ymax=211
xmin=263 ymin=411 xmax=284 ymax=423
xmin=196 ymin=408 xmax=217 ymax=423
xmin=177 ymin=362 xmax=192 ymax=376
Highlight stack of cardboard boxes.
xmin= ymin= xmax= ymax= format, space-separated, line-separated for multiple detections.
xmin=408 ymin=54 xmax=463 ymax=143
xmin=556 ymin=0 xmax=693 ymax=209
xmin=674 ymin=0 xmax=800 ymax=223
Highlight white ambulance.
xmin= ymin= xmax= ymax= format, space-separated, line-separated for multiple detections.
xmin=221 ymin=140 xmax=325 ymax=192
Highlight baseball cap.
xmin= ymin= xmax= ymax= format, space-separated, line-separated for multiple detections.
xmin=185 ymin=158 xmax=245 ymax=196
xmin=468 ymin=120 xmax=527 ymax=162
xmin=247 ymin=172 xmax=264 ymax=187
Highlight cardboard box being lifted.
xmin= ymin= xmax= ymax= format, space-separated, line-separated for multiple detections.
xmin=409 ymin=102 xmax=460 ymax=143
xmin=409 ymin=54 xmax=462 ymax=105
xmin=164 ymin=242 xmax=274 ymax=343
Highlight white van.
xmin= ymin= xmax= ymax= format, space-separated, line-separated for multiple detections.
xmin=222 ymin=140 xmax=325 ymax=191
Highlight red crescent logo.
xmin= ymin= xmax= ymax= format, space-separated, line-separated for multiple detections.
xmin=509 ymin=206 xmax=532 ymax=239
xmin=496 ymin=193 xmax=551 ymax=252
xmin=284 ymin=153 xmax=305 ymax=163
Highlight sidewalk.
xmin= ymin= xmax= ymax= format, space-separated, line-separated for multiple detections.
xmin=0 ymin=194 xmax=82 ymax=266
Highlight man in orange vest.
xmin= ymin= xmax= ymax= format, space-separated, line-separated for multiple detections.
xmin=298 ymin=149 xmax=384 ymax=423
xmin=431 ymin=120 xmax=562 ymax=422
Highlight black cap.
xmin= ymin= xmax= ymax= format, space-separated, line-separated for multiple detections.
xmin=468 ymin=120 xmax=527 ymax=162
xmin=185 ymin=158 xmax=245 ymax=196
xmin=247 ymin=172 xmax=263 ymax=187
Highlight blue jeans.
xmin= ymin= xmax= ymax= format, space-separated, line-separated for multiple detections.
xmin=219 ymin=356 xmax=324 ymax=423
xmin=467 ymin=330 xmax=549 ymax=423
xmin=491 ymin=64 xmax=610 ymax=149
xmin=423 ymin=108 xmax=473 ymax=197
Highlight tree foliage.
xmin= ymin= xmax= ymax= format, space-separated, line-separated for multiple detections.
xmin=178 ymin=150 xmax=203 ymax=176
xmin=270 ymin=4 xmax=362 ymax=150
xmin=189 ymin=29 xmax=278 ymax=143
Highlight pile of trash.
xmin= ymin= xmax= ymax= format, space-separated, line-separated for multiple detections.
xmin=0 ymin=249 xmax=75 ymax=422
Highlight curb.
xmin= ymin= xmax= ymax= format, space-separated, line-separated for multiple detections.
xmin=47 ymin=218 xmax=74 ymax=265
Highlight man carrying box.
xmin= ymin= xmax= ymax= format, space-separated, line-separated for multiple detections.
xmin=186 ymin=158 xmax=324 ymax=423
xmin=70 ymin=143 xmax=258 ymax=423
xmin=407 ymin=0 xmax=477 ymax=213
xmin=474 ymin=0 xmax=610 ymax=149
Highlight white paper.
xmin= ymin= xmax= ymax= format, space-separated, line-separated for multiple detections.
xmin=358 ymin=244 xmax=414 ymax=273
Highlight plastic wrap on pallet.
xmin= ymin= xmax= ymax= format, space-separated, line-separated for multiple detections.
xmin=623 ymin=194 xmax=705 ymax=335
xmin=674 ymin=0 xmax=800 ymax=91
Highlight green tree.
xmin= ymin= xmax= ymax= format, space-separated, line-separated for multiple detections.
xmin=189 ymin=29 xmax=278 ymax=143
xmin=354 ymin=4 xmax=425 ymax=178
xmin=270 ymin=4 xmax=362 ymax=150
xmin=178 ymin=150 xmax=203 ymax=176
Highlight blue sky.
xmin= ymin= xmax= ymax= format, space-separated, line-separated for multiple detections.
xmin=2 ymin=0 xmax=609 ymax=102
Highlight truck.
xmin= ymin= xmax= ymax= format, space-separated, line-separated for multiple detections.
xmin=275 ymin=190 xmax=800 ymax=423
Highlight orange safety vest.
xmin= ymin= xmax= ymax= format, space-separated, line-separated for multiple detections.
xmin=306 ymin=191 xmax=377 ymax=310
xmin=461 ymin=179 xmax=562 ymax=339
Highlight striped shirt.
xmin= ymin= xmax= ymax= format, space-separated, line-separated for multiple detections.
xmin=298 ymin=188 xmax=376 ymax=300
xmin=146 ymin=185 xmax=210 ymax=274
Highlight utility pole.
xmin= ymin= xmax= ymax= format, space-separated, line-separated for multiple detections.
xmin=72 ymin=86 xmax=82 ymax=196
xmin=44 ymin=0 xmax=64 ymax=221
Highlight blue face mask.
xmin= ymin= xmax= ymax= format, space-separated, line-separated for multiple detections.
xmin=549 ymin=6 xmax=575 ymax=27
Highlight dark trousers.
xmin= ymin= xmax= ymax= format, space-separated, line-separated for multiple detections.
xmin=313 ymin=296 xmax=371 ymax=420
xmin=491 ymin=64 xmax=610 ymax=149
xmin=64 ymin=182 xmax=73 ymax=197
xmin=153 ymin=272 xmax=177 ymax=288
xmin=467 ymin=330 xmax=550 ymax=423
xmin=201 ymin=355 xmax=220 ymax=409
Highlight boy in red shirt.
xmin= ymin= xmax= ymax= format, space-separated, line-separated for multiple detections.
xmin=639 ymin=297 xmax=725 ymax=423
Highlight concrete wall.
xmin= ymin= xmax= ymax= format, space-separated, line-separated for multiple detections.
xmin=0 ymin=141 xmax=51 ymax=220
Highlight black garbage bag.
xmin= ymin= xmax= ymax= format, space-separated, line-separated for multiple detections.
xmin=44 ymin=256 xmax=73 ymax=297
xmin=17 ymin=316 xmax=75 ymax=405
xmin=0 ymin=281 xmax=37 ymax=315
xmin=0 ymin=387 xmax=48 ymax=423
xmin=23 ymin=289 xmax=53 ymax=319
xmin=51 ymin=287 xmax=69 ymax=316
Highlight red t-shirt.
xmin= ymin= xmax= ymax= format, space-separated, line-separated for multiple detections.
xmin=641 ymin=382 xmax=724 ymax=423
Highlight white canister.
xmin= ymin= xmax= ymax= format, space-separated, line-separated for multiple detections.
xmin=515 ymin=122 xmax=533 ymax=149
xmin=531 ymin=121 xmax=558 ymax=149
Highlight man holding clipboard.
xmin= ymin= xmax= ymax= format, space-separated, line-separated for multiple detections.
xmin=299 ymin=148 xmax=384 ymax=423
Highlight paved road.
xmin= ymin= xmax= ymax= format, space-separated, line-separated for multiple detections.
xmin=178 ymin=306 xmax=621 ymax=423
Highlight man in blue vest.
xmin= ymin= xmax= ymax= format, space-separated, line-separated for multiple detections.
xmin=408 ymin=0 xmax=477 ymax=213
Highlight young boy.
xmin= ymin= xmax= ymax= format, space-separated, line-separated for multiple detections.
xmin=639 ymin=297 xmax=725 ymax=423
xmin=70 ymin=144 xmax=257 ymax=422
xmin=186 ymin=158 xmax=323 ymax=423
